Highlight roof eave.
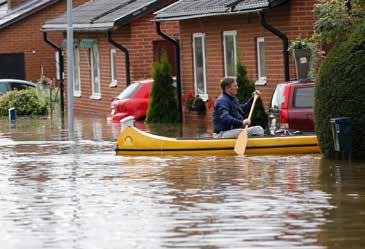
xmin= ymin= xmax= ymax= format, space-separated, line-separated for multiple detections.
xmin=155 ymin=8 xmax=265 ymax=22
xmin=0 ymin=0 xmax=60 ymax=30
xmin=42 ymin=22 xmax=114 ymax=32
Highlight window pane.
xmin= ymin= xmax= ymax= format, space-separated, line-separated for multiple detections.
xmin=194 ymin=36 xmax=205 ymax=95
xmin=92 ymin=43 xmax=100 ymax=94
xmin=73 ymin=45 xmax=80 ymax=93
xmin=224 ymin=34 xmax=236 ymax=77
xmin=258 ymin=40 xmax=266 ymax=78
xmin=112 ymin=51 xmax=117 ymax=81
xmin=294 ymin=87 xmax=313 ymax=108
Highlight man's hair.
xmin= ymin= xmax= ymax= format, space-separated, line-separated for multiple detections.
xmin=220 ymin=77 xmax=235 ymax=91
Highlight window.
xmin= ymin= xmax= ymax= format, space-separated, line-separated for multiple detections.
xmin=110 ymin=48 xmax=117 ymax=87
xmin=256 ymin=37 xmax=266 ymax=85
xmin=74 ymin=43 xmax=81 ymax=97
xmin=192 ymin=33 xmax=207 ymax=100
xmin=90 ymin=41 xmax=101 ymax=99
xmin=223 ymin=31 xmax=237 ymax=78
xmin=55 ymin=51 xmax=61 ymax=80
xmin=293 ymin=87 xmax=314 ymax=108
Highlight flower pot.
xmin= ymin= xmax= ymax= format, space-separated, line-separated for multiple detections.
xmin=294 ymin=48 xmax=311 ymax=81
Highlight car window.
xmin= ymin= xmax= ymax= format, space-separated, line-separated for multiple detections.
xmin=293 ymin=87 xmax=314 ymax=108
xmin=270 ymin=84 xmax=285 ymax=110
xmin=116 ymin=83 xmax=141 ymax=100
xmin=10 ymin=82 xmax=33 ymax=91
xmin=0 ymin=83 xmax=9 ymax=95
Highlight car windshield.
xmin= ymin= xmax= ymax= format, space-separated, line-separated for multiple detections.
xmin=116 ymin=83 xmax=141 ymax=100
xmin=270 ymin=84 xmax=285 ymax=110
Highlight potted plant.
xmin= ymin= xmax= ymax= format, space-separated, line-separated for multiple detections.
xmin=289 ymin=35 xmax=315 ymax=82
xmin=183 ymin=92 xmax=210 ymax=114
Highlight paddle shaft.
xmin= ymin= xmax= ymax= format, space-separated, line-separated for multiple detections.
xmin=244 ymin=94 xmax=259 ymax=129
xmin=234 ymin=94 xmax=259 ymax=155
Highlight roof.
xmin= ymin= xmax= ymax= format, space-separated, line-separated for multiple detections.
xmin=43 ymin=0 xmax=166 ymax=32
xmin=155 ymin=0 xmax=288 ymax=21
xmin=0 ymin=0 xmax=60 ymax=30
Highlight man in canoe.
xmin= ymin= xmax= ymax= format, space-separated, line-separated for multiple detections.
xmin=213 ymin=77 xmax=265 ymax=138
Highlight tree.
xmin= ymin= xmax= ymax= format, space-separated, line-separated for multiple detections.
xmin=236 ymin=61 xmax=268 ymax=129
xmin=314 ymin=18 xmax=365 ymax=159
xmin=145 ymin=53 xmax=180 ymax=123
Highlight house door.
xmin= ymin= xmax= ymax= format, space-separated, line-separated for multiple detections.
xmin=0 ymin=53 xmax=25 ymax=79
xmin=153 ymin=40 xmax=176 ymax=76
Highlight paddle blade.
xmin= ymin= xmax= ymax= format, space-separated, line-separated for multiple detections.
xmin=234 ymin=128 xmax=248 ymax=155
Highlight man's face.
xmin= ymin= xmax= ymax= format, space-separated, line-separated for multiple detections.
xmin=226 ymin=81 xmax=238 ymax=96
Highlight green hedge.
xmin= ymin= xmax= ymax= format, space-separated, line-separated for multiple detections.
xmin=145 ymin=53 xmax=180 ymax=123
xmin=236 ymin=61 xmax=268 ymax=129
xmin=0 ymin=88 xmax=48 ymax=116
xmin=314 ymin=18 xmax=365 ymax=159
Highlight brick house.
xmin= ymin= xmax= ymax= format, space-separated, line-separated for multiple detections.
xmin=0 ymin=0 xmax=87 ymax=81
xmin=155 ymin=0 xmax=316 ymax=126
xmin=42 ymin=0 xmax=179 ymax=114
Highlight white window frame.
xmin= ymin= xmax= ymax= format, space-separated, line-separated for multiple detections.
xmin=90 ymin=41 xmax=101 ymax=100
xmin=223 ymin=31 xmax=237 ymax=78
xmin=256 ymin=37 xmax=267 ymax=85
xmin=109 ymin=48 xmax=118 ymax=87
xmin=73 ymin=43 xmax=81 ymax=97
xmin=192 ymin=33 xmax=208 ymax=101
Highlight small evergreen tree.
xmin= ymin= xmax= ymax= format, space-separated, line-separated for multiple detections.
xmin=236 ymin=61 xmax=268 ymax=129
xmin=145 ymin=53 xmax=180 ymax=123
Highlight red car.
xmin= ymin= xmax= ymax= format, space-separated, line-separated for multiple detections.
xmin=107 ymin=79 xmax=152 ymax=122
xmin=268 ymin=81 xmax=314 ymax=133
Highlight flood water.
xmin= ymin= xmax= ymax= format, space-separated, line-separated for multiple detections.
xmin=1 ymin=114 xmax=365 ymax=249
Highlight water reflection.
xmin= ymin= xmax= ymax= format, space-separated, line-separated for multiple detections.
xmin=1 ymin=115 xmax=365 ymax=249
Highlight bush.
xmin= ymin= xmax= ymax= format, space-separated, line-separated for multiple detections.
xmin=314 ymin=18 xmax=365 ymax=159
xmin=145 ymin=53 xmax=180 ymax=123
xmin=0 ymin=88 xmax=48 ymax=116
xmin=236 ymin=61 xmax=268 ymax=128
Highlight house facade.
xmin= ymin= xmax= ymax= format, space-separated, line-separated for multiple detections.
xmin=42 ymin=0 xmax=179 ymax=114
xmin=155 ymin=0 xmax=316 ymax=126
xmin=0 ymin=0 xmax=87 ymax=81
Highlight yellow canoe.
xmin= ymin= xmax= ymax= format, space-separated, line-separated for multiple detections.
xmin=115 ymin=127 xmax=320 ymax=156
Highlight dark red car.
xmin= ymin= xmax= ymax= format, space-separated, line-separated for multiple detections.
xmin=107 ymin=79 xmax=152 ymax=122
xmin=268 ymin=81 xmax=314 ymax=133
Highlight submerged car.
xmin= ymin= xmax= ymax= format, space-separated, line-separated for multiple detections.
xmin=107 ymin=79 xmax=152 ymax=122
xmin=0 ymin=79 xmax=37 ymax=96
xmin=268 ymin=81 xmax=314 ymax=133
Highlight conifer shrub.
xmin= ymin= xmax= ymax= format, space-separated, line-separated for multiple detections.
xmin=145 ymin=53 xmax=180 ymax=123
xmin=0 ymin=88 xmax=48 ymax=116
xmin=236 ymin=61 xmax=268 ymax=128
xmin=314 ymin=18 xmax=365 ymax=159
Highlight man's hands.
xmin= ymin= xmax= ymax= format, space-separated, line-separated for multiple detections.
xmin=243 ymin=119 xmax=251 ymax=127
xmin=252 ymin=90 xmax=261 ymax=97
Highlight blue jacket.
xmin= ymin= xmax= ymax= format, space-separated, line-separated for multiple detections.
xmin=213 ymin=92 xmax=253 ymax=133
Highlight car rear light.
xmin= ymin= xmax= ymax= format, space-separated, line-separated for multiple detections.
xmin=279 ymin=85 xmax=290 ymax=128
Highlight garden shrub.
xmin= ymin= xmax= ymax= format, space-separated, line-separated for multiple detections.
xmin=314 ymin=18 xmax=365 ymax=159
xmin=145 ymin=53 xmax=180 ymax=123
xmin=236 ymin=61 xmax=268 ymax=129
xmin=0 ymin=88 xmax=48 ymax=116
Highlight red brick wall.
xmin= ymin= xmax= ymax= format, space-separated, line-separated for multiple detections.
xmin=64 ymin=14 xmax=179 ymax=114
xmin=0 ymin=0 xmax=88 ymax=82
xmin=7 ymin=0 xmax=26 ymax=9
xmin=179 ymin=0 xmax=316 ymax=127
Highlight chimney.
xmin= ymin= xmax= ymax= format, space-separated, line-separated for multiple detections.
xmin=7 ymin=0 xmax=27 ymax=10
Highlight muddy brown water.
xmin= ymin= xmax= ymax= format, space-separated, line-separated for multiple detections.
xmin=1 ymin=114 xmax=365 ymax=249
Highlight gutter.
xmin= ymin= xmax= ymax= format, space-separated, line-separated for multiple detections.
xmin=42 ymin=31 xmax=65 ymax=117
xmin=258 ymin=12 xmax=290 ymax=81
xmin=155 ymin=21 xmax=182 ymax=122
xmin=106 ymin=31 xmax=131 ymax=86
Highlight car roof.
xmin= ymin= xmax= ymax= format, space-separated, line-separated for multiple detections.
xmin=0 ymin=79 xmax=37 ymax=86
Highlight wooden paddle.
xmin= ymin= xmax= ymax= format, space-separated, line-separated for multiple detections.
xmin=234 ymin=94 xmax=259 ymax=155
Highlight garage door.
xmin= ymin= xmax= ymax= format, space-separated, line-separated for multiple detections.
xmin=0 ymin=53 xmax=25 ymax=79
